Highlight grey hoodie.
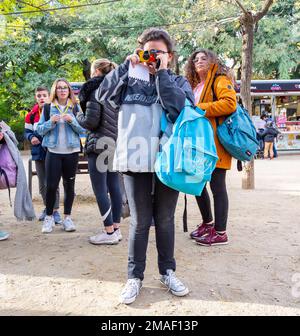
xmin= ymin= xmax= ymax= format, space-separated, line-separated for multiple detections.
xmin=96 ymin=60 xmax=194 ymax=172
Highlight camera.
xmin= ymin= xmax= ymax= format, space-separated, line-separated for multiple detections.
xmin=138 ymin=49 xmax=158 ymax=63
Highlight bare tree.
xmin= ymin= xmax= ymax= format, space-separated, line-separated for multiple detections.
xmin=235 ymin=0 xmax=274 ymax=189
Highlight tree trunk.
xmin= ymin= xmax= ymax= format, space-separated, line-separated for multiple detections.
xmin=82 ymin=59 xmax=91 ymax=81
xmin=240 ymin=13 xmax=255 ymax=189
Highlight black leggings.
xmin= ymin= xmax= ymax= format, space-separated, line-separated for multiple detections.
xmin=45 ymin=152 xmax=79 ymax=216
xmin=195 ymin=168 xmax=228 ymax=232
xmin=88 ymin=153 xmax=122 ymax=227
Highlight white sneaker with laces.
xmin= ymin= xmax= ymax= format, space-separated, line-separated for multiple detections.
xmin=115 ymin=228 xmax=122 ymax=241
xmin=89 ymin=231 xmax=119 ymax=245
xmin=42 ymin=216 xmax=55 ymax=233
xmin=119 ymin=278 xmax=142 ymax=304
xmin=160 ymin=269 xmax=189 ymax=297
xmin=63 ymin=217 xmax=76 ymax=232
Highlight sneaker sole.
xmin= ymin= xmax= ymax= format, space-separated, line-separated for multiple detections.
xmin=119 ymin=295 xmax=137 ymax=305
xmin=89 ymin=240 xmax=119 ymax=245
xmin=42 ymin=230 xmax=53 ymax=234
xmin=64 ymin=228 xmax=76 ymax=232
xmin=196 ymin=241 xmax=228 ymax=246
xmin=0 ymin=235 xmax=9 ymax=241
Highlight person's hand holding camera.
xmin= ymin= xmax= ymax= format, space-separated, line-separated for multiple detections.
xmin=156 ymin=52 xmax=169 ymax=71
xmin=126 ymin=49 xmax=142 ymax=68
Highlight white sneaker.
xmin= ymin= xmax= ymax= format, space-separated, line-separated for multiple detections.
xmin=89 ymin=231 xmax=119 ymax=245
xmin=42 ymin=216 xmax=55 ymax=233
xmin=160 ymin=269 xmax=189 ymax=297
xmin=119 ymin=278 xmax=142 ymax=305
xmin=115 ymin=228 xmax=122 ymax=241
xmin=63 ymin=217 xmax=76 ymax=232
xmin=0 ymin=231 xmax=10 ymax=241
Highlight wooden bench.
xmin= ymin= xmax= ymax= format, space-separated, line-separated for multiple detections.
xmin=28 ymin=153 xmax=89 ymax=198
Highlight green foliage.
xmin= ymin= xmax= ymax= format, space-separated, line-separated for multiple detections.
xmin=0 ymin=0 xmax=299 ymax=141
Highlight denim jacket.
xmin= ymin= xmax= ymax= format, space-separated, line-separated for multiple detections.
xmin=36 ymin=102 xmax=85 ymax=149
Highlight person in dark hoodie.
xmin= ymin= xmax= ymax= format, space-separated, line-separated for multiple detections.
xmin=96 ymin=28 xmax=195 ymax=304
xmin=24 ymin=86 xmax=61 ymax=224
xmin=262 ymin=120 xmax=280 ymax=159
xmin=76 ymin=59 xmax=123 ymax=246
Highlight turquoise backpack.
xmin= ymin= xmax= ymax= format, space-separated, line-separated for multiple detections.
xmin=155 ymin=99 xmax=218 ymax=198
xmin=216 ymin=104 xmax=259 ymax=162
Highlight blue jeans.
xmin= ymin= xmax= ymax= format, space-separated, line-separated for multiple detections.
xmin=124 ymin=173 xmax=179 ymax=280
xmin=88 ymin=153 xmax=122 ymax=226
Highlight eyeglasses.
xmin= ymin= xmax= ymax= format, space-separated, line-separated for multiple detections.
xmin=56 ymin=86 xmax=69 ymax=91
xmin=193 ymin=57 xmax=207 ymax=64
xmin=147 ymin=49 xmax=168 ymax=54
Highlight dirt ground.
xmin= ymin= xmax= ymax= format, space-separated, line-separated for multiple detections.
xmin=0 ymin=152 xmax=299 ymax=316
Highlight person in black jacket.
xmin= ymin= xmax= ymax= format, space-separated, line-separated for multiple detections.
xmin=262 ymin=121 xmax=280 ymax=159
xmin=76 ymin=59 xmax=123 ymax=246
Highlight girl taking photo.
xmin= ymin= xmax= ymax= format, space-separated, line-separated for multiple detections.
xmin=97 ymin=28 xmax=194 ymax=304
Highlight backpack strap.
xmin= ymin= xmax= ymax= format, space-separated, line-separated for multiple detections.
xmin=73 ymin=103 xmax=79 ymax=116
xmin=29 ymin=112 xmax=35 ymax=125
xmin=211 ymin=75 xmax=220 ymax=127
xmin=0 ymin=167 xmax=12 ymax=207
xmin=43 ymin=104 xmax=51 ymax=122
xmin=183 ymin=194 xmax=188 ymax=232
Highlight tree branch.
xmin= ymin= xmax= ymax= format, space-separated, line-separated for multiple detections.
xmin=254 ymin=0 xmax=274 ymax=22
xmin=234 ymin=0 xmax=248 ymax=16
xmin=16 ymin=0 xmax=44 ymax=11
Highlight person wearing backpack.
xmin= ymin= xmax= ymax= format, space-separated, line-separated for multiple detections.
xmin=24 ymin=86 xmax=61 ymax=224
xmin=97 ymin=28 xmax=194 ymax=304
xmin=76 ymin=59 xmax=123 ymax=245
xmin=0 ymin=122 xmax=35 ymax=240
xmin=261 ymin=120 xmax=280 ymax=160
xmin=185 ymin=49 xmax=237 ymax=246
xmin=36 ymin=79 xmax=85 ymax=234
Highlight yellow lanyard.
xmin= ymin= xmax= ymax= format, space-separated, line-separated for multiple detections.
xmin=54 ymin=100 xmax=71 ymax=115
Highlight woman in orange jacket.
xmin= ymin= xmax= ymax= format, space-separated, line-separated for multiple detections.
xmin=185 ymin=49 xmax=237 ymax=246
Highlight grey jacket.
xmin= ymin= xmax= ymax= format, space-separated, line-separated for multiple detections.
xmin=96 ymin=60 xmax=194 ymax=172
xmin=1 ymin=126 xmax=35 ymax=221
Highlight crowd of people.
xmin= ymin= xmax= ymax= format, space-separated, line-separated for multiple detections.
xmin=1 ymin=28 xmax=240 ymax=304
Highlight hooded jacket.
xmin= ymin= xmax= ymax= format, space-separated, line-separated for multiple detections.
xmin=76 ymin=76 xmax=118 ymax=155
xmin=96 ymin=60 xmax=194 ymax=172
xmin=24 ymin=104 xmax=46 ymax=161
xmin=261 ymin=125 xmax=280 ymax=143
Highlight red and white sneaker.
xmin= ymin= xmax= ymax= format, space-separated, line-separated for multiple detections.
xmin=190 ymin=223 xmax=214 ymax=239
xmin=195 ymin=227 xmax=228 ymax=246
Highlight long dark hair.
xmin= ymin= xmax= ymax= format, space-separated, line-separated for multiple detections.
xmin=185 ymin=49 xmax=235 ymax=89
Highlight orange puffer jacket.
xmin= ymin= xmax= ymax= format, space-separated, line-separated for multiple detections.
xmin=196 ymin=64 xmax=237 ymax=170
